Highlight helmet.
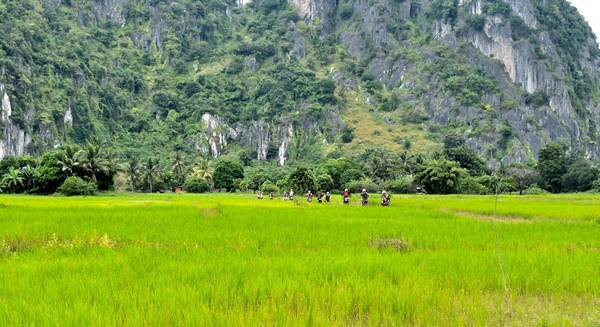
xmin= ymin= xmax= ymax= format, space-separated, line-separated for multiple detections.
xmin=344 ymin=188 xmax=348 ymax=192
xmin=382 ymin=190 xmax=387 ymax=194
xmin=362 ymin=188 xmax=366 ymax=192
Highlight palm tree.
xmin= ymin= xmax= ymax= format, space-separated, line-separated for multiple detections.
xmin=1 ymin=167 xmax=24 ymax=193
xmin=125 ymin=157 xmax=141 ymax=192
xmin=191 ymin=159 xmax=213 ymax=182
xmin=171 ymin=152 xmax=186 ymax=186
xmin=76 ymin=143 xmax=110 ymax=183
xmin=142 ymin=158 xmax=162 ymax=193
xmin=19 ymin=165 xmax=38 ymax=191
xmin=57 ymin=144 xmax=80 ymax=176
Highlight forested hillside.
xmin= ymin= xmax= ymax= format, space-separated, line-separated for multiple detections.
xmin=1 ymin=0 xmax=599 ymax=166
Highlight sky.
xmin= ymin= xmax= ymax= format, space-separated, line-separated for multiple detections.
xmin=568 ymin=0 xmax=600 ymax=40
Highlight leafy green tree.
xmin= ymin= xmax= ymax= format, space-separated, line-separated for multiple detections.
xmin=416 ymin=158 xmax=466 ymax=194
xmin=246 ymin=169 xmax=271 ymax=191
xmin=142 ymin=158 xmax=163 ymax=193
xmin=316 ymin=174 xmax=334 ymax=192
xmin=364 ymin=148 xmax=399 ymax=181
xmin=346 ymin=179 xmax=380 ymax=193
xmin=318 ymin=158 xmax=361 ymax=190
xmin=537 ymin=142 xmax=567 ymax=193
xmin=76 ymin=143 xmax=110 ymax=184
xmin=561 ymin=158 xmax=597 ymax=192
xmin=171 ymin=151 xmax=186 ymax=187
xmin=260 ymin=181 xmax=279 ymax=194
xmin=184 ymin=177 xmax=211 ymax=193
xmin=213 ymin=160 xmax=244 ymax=192
xmin=57 ymin=145 xmax=81 ymax=176
xmin=508 ymin=166 xmax=538 ymax=195
xmin=0 ymin=167 xmax=24 ymax=193
xmin=287 ymin=167 xmax=317 ymax=193
xmin=19 ymin=165 xmax=38 ymax=192
xmin=191 ymin=159 xmax=213 ymax=182
xmin=444 ymin=146 xmax=488 ymax=176
xmin=35 ymin=152 xmax=68 ymax=194
xmin=384 ymin=176 xmax=415 ymax=194
xmin=340 ymin=168 xmax=365 ymax=188
xmin=125 ymin=157 xmax=142 ymax=192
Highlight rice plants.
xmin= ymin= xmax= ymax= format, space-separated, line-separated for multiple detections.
xmin=0 ymin=194 xmax=598 ymax=325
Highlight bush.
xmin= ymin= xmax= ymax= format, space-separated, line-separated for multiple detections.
xmin=288 ymin=167 xmax=318 ymax=193
xmin=261 ymin=181 xmax=279 ymax=194
xmin=341 ymin=128 xmax=354 ymax=143
xmin=57 ymin=177 xmax=96 ymax=196
xmin=457 ymin=175 xmax=490 ymax=195
xmin=316 ymin=174 xmax=335 ymax=192
xmin=346 ymin=179 xmax=380 ymax=193
xmin=384 ymin=176 xmax=415 ymax=194
xmin=416 ymin=158 xmax=466 ymax=194
xmin=523 ymin=185 xmax=548 ymax=195
xmin=213 ymin=160 xmax=244 ymax=191
xmin=184 ymin=177 xmax=211 ymax=193
xmin=466 ymin=15 xmax=486 ymax=31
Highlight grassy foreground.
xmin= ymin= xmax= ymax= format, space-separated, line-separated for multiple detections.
xmin=0 ymin=193 xmax=598 ymax=326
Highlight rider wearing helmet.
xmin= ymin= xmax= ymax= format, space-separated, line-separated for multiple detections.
xmin=342 ymin=188 xmax=351 ymax=204
xmin=360 ymin=188 xmax=369 ymax=206
xmin=381 ymin=190 xmax=390 ymax=206
xmin=306 ymin=190 xmax=313 ymax=202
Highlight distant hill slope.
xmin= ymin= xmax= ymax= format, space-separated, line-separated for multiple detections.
xmin=0 ymin=0 xmax=599 ymax=164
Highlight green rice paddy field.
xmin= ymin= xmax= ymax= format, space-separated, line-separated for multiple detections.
xmin=0 ymin=193 xmax=598 ymax=326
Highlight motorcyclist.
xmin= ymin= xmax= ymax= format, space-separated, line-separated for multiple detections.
xmin=342 ymin=188 xmax=351 ymax=205
xmin=325 ymin=192 xmax=331 ymax=203
xmin=381 ymin=191 xmax=390 ymax=206
xmin=317 ymin=191 xmax=323 ymax=203
xmin=360 ymin=188 xmax=369 ymax=206
xmin=306 ymin=190 xmax=313 ymax=202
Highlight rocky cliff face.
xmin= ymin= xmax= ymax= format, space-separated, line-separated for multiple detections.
xmin=461 ymin=0 xmax=599 ymax=160
xmin=0 ymin=85 xmax=30 ymax=159
xmin=1 ymin=0 xmax=599 ymax=164
xmin=295 ymin=0 xmax=600 ymax=162
xmin=198 ymin=110 xmax=344 ymax=165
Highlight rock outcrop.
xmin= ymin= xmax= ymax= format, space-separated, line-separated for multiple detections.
xmin=0 ymin=85 xmax=30 ymax=159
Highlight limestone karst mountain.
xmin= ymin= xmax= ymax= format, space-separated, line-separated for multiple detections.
xmin=0 ymin=0 xmax=598 ymax=164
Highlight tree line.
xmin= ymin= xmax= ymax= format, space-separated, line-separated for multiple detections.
xmin=0 ymin=136 xmax=597 ymax=196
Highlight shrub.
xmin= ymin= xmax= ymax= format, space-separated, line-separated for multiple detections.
xmin=467 ymin=15 xmax=486 ymax=31
xmin=213 ymin=160 xmax=244 ymax=191
xmin=524 ymin=185 xmax=548 ymax=195
xmin=288 ymin=167 xmax=317 ymax=193
xmin=341 ymin=127 xmax=354 ymax=143
xmin=561 ymin=159 xmax=597 ymax=192
xmin=457 ymin=175 xmax=490 ymax=195
xmin=316 ymin=174 xmax=334 ymax=192
xmin=346 ymin=179 xmax=380 ymax=193
xmin=384 ymin=176 xmax=415 ymax=194
xmin=57 ymin=177 xmax=96 ymax=196
xmin=340 ymin=168 xmax=365 ymax=187
xmin=416 ymin=158 xmax=466 ymax=194
xmin=184 ymin=177 xmax=211 ymax=193
xmin=261 ymin=181 xmax=279 ymax=194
